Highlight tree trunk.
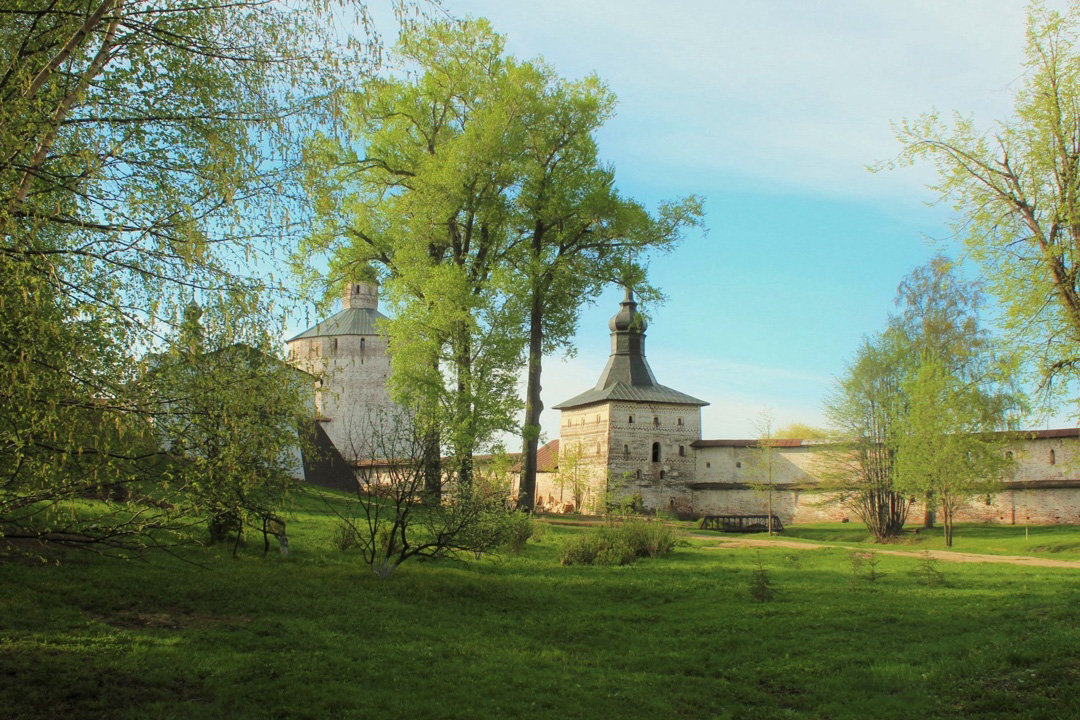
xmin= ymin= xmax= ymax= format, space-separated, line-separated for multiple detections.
xmin=453 ymin=324 xmax=474 ymax=489
xmin=518 ymin=287 xmax=545 ymax=512
xmin=422 ymin=423 xmax=442 ymax=502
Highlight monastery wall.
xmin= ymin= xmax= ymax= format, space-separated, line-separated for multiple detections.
xmin=685 ymin=436 xmax=1080 ymax=525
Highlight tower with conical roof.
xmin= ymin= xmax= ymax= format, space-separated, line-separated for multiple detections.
xmin=552 ymin=288 xmax=707 ymax=512
xmin=287 ymin=281 xmax=398 ymax=462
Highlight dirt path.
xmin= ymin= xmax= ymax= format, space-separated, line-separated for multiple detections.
xmin=692 ymin=534 xmax=1080 ymax=569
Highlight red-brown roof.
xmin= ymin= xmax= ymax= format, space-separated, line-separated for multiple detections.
xmin=536 ymin=439 xmax=560 ymax=472
xmin=692 ymin=439 xmax=808 ymax=448
xmin=1016 ymin=428 xmax=1080 ymax=439
xmin=693 ymin=428 xmax=1079 ymax=449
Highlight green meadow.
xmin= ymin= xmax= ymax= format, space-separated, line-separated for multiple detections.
xmin=4 ymin=490 xmax=1080 ymax=720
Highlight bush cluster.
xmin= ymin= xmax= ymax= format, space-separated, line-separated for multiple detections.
xmin=559 ymin=519 xmax=676 ymax=566
xmin=504 ymin=512 xmax=538 ymax=555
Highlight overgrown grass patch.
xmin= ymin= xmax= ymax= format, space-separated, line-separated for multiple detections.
xmin=4 ymin=492 xmax=1080 ymax=719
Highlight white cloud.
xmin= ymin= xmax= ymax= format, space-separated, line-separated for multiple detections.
xmin=449 ymin=0 xmax=1042 ymax=200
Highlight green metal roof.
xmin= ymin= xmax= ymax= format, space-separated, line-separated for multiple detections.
xmin=287 ymin=307 xmax=387 ymax=341
xmin=553 ymin=381 xmax=708 ymax=410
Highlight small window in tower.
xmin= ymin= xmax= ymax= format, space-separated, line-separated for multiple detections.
xmin=736 ymin=461 xmax=742 ymax=469
xmin=660 ymin=470 xmax=666 ymax=480
xmin=596 ymin=442 xmax=601 ymax=456
xmin=706 ymin=462 xmax=711 ymax=468
xmin=652 ymin=442 xmax=661 ymax=463
xmin=331 ymin=337 xmax=339 ymax=353
xmin=653 ymin=416 xmax=660 ymax=427
xmin=623 ymin=444 xmax=630 ymax=460
xmin=679 ymin=445 xmax=686 ymax=457
xmin=360 ymin=337 xmax=366 ymax=364
xmin=1050 ymin=448 xmax=1057 ymax=465
xmin=596 ymin=414 xmax=601 ymax=424
xmin=628 ymin=415 xmax=634 ymax=424
xmin=677 ymin=417 xmax=684 ymax=426
xmin=636 ymin=470 xmax=642 ymax=480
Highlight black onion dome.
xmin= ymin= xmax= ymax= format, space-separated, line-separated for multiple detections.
xmin=608 ymin=287 xmax=647 ymax=333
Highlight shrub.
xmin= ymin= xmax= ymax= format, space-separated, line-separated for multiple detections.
xmin=619 ymin=518 xmax=677 ymax=558
xmin=505 ymin=512 xmax=536 ymax=555
xmin=559 ymin=532 xmax=606 ymax=566
xmin=559 ymin=519 xmax=675 ymax=566
xmin=334 ymin=520 xmax=359 ymax=551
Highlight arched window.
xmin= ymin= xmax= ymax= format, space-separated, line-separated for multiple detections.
xmin=660 ymin=470 xmax=666 ymax=480
xmin=652 ymin=442 xmax=661 ymax=463
xmin=360 ymin=337 xmax=366 ymax=364
xmin=679 ymin=445 xmax=686 ymax=457
xmin=635 ymin=470 xmax=642 ymax=480
xmin=653 ymin=416 xmax=660 ymax=427
xmin=331 ymin=337 xmax=339 ymax=353
xmin=628 ymin=415 xmax=634 ymax=424
xmin=1050 ymin=448 xmax=1057 ymax=465
xmin=677 ymin=417 xmax=684 ymax=426
xmin=623 ymin=445 xmax=630 ymax=460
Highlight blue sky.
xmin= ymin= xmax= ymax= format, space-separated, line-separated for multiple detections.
xmin=291 ymin=1 xmax=1074 ymax=444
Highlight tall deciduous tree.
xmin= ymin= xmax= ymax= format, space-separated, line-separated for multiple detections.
xmin=824 ymin=258 xmax=1021 ymax=543
xmin=508 ymin=61 xmax=704 ymax=511
xmin=890 ymin=1 xmax=1080 ymax=414
xmin=303 ymin=19 xmax=702 ymax=499
xmin=895 ymin=354 xmax=1012 ymax=547
xmin=892 ymin=256 xmax=1022 ymax=530
xmin=0 ymin=0 xmax=399 ymax=547
xmin=304 ymin=19 xmax=526 ymax=488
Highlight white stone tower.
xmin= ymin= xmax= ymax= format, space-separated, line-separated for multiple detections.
xmin=287 ymin=282 xmax=397 ymax=462
xmin=553 ymin=289 xmax=707 ymax=512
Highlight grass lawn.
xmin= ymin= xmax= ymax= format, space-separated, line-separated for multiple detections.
xmin=777 ymin=522 xmax=1080 ymax=558
xmin=4 ymin=490 xmax=1080 ymax=720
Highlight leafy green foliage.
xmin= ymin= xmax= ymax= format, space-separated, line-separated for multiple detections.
xmin=146 ymin=305 xmax=311 ymax=549
xmin=821 ymin=328 xmax=911 ymax=540
xmin=0 ymin=0 xmax=395 ymax=546
xmin=823 ymin=257 xmax=1019 ymax=543
xmin=889 ymin=2 xmax=1080 ymax=411
xmin=301 ymin=18 xmax=703 ymax=498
